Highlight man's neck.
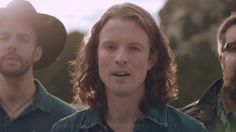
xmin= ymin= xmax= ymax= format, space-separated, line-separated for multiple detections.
xmin=105 ymin=91 xmax=145 ymax=132
xmin=0 ymin=73 xmax=36 ymax=108
xmin=0 ymin=73 xmax=37 ymax=120
xmin=106 ymin=98 xmax=143 ymax=121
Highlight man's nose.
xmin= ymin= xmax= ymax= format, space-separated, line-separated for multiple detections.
xmin=114 ymin=49 xmax=128 ymax=64
xmin=7 ymin=38 xmax=17 ymax=51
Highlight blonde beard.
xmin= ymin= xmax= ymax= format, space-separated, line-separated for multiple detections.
xmin=223 ymin=72 xmax=236 ymax=103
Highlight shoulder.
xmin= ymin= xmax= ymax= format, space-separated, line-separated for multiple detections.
xmin=34 ymin=79 xmax=76 ymax=114
xmin=166 ymin=105 xmax=208 ymax=132
xmin=51 ymin=109 xmax=89 ymax=132
xmin=180 ymin=79 xmax=222 ymax=124
xmin=44 ymin=93 xmax=76 ymax=114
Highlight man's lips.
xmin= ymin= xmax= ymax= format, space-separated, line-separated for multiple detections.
xmin=112 ymin=71 xmax=131 ymax=77
xmin=2 ymin=54 xmax=21 ymax=61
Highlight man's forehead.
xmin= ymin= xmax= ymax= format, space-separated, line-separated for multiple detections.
xmin=225 ymin=24 xmax=236 ymax=42
xmin=0 ymin=19 xmax=35 ymax=33
xmin=0 ymin=19 xmax=37 ymax=42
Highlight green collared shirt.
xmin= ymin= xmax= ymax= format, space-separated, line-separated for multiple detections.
xmin=0 ymin=79 xmax=76 ymax=132
xmin=213 ymin=93 xmax=236 ymax=132
xmin=51 ymin=105 xmax=208 ymax=132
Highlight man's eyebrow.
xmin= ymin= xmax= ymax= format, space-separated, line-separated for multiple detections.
xmin=17 ymin=33 xmax=31 ymax=39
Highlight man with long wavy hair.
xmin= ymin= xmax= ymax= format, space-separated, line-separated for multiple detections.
xmin=52 ymin=3 xmax=207 ymax=132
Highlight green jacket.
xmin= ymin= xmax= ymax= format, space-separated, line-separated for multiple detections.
xmin=181 ymin=79 xmax=236 ymax=132
xmin=51 ymin=105 xmax=207 ymax=132
xmin=0 ymin=80 xmax=76 ymax=132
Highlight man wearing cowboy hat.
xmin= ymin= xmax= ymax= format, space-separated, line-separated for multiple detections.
xmin=0 ymin=0 xmax=76 ymax=131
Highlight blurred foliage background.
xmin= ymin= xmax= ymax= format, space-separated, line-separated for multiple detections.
xmin=34 ymin=0 xmax=236 ymax=108
xmin=34 ymin=32 xmax=83 ymax=103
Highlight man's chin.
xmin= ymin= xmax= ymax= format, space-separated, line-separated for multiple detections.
xmin=0 ymin=67 xmax=29 ymax=78
xmin=2 ymin=70 xmax=24 ymax=78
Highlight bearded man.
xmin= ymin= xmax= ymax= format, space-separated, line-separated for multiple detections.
xmin=0 ymin=0 xmax=76 ymax=132
xmin=182 ymin=13 xmax=236 ymax=132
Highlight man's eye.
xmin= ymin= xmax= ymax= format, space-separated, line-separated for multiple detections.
xmin=0 ymin=35 xmax=9 ymax=41
xmin=105 ymin=45 xmax=116 ymax=51
xmin=18 ymin=36 xmax=30 ymax=43
xmin=130 ymin=46 xmax=141 ymax=51
xmin=230 ymin=44 xmax=236 ymax=51
xmin=224 ymin=42 xmax=236 ymax=52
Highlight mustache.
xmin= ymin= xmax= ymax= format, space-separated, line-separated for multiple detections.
xmin=2 ymin=52 xmax=21 ymax=60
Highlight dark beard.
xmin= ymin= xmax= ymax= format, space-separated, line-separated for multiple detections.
xmin=223 ymin=72 xmax=236 ymax=103
xmin=0 ymin=54 xmax=32 ymax=78
xmin=0 ymin=66 xmax=30 ymax=78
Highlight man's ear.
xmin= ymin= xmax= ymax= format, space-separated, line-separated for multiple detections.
xmin=148 ymin=51 xmax=159 ymax=70
xmin=33 ymin=46 xmax=43 ymax=63
xmin=219 ymin=53 xmax=223 ymax=63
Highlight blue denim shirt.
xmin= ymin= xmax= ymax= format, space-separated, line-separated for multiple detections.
xmin=51 ymin=105 xmax=208 ymax=132
xmin=0 ymin=79 xmax=76 ymax=132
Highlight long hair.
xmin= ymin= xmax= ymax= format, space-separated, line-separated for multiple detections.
xmin=71 ymin=3 xmax=178 ymax=110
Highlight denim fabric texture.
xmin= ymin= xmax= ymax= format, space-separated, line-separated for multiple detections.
xmin=51 ymin=105 xmax=207 ymax=132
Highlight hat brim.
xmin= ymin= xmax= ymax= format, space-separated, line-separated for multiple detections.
xmin=33 ymin=13 xmax=67 ymax=70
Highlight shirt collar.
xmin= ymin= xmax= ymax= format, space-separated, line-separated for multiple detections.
xmin=0 ymin=79 xmax=52 ymax=119
xmin=144 ymin=105 xmax=168 ymax=127
xmin=81 ymin=105 xmax=168 ymax=129
xmin=31 ymin=79 xmax=52 ymax=113
xmin=81 ymin=108 xmax=104 ymax=129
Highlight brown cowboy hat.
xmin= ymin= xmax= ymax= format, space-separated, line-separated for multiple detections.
xmin=0 ymin=0 xmax=67 ymax=69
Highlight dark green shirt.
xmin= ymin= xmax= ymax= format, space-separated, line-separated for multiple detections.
xmin=0 ymin=80 xmax=76 ymax=132
xmin=51 ymin=105 xmax=208 ymax=132
xmin=212 ymin=93 xmax=236 ymax=132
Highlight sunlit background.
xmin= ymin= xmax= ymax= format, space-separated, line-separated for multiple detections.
xmin=1 ymin=0 xmax=235 ymax=107
xmin=0 ymin=0 xmax=166 ymax=33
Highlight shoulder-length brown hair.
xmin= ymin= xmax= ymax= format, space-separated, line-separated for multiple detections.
xmin=71 ymin=3 xmax=178 ymax=110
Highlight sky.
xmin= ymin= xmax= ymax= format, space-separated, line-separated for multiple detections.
xmin=0 ymin=0 xmax=166 ymax=33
